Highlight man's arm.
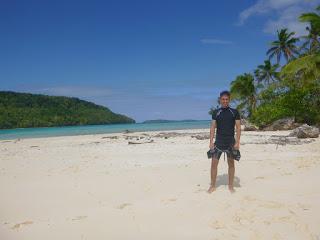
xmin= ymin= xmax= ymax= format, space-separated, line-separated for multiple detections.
xmin=209 ymin=120 xmax=216 ymax=148
xmin=235 ymin=119 xmax=241 ymax=149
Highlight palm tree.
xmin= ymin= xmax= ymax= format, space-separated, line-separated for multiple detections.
xmin=299 ymin=5 xmax=320 ymax=32
xmin=254 ymin=60 xmax=280 ymax=85
xmin=230 ymin=73 xmax=259 ymax=117
xmin=299 ymin=5 xmax=320 ymax=54
xmin=280 ymin=53 xmax=320 ymax=87
xmin=300 ymin=26 xmax=320 ymax=54
xmin=280 ymin=53 xmax=320 ymax=123
xmin=267 ymin=28 xmax=300 ymax=64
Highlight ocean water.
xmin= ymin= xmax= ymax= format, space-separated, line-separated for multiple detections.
xmin=0 ymin=120 xmax=211 ymax=140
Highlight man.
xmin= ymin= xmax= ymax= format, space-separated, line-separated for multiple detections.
xmin=207 ymin=90 xmax=241 ymax=193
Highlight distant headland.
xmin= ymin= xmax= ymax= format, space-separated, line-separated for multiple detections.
xmin=0 ymin=91 xmax=135 ymax=129
xmin=142 ymin=119 xmax=199 ymax=124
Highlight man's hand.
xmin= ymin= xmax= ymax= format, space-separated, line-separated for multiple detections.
xmin=233 ymin=141 xmax=240 ymax=150
xmin=209 ymin=142 xmax=215 ymax=149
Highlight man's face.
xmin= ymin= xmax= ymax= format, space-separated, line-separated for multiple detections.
xmin=220 ymin=95 xmax=230 ymax=107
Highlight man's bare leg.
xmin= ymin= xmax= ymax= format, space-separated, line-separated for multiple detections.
xmin=207 ymin=157 xmax=219 ymax=193
xmin=227 ymin=157 xmax=235 ymax=193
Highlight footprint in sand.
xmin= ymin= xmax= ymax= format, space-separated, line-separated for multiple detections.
xmin=242 ymin=195 xmax=258 ymax=202
xmin=194 ymin=188 xmax=207 ymax=193
xmin=210 ymin=220 xmax=225 ymax=229
xmin=296 ymin=160 xmax=313 ymax=169
xmin=144 ymin=186 xmax=152 ymax=192
xmin=11 ymin=221 xmax=33 ymax=230
xmin=232 ymin=210 xmax=256 ymax=226
xmin=72 ymin=216 xmax=87 ymax=221
xmin=161 ymin=198 xmax=177 ymax=204
xmin=167 ymin=198 xmax=177 ymax=201
xmin=263 ymin=220 xmax=271 ymax=225
xmin=242 ymin=195 xmax=285 ymax=209
xmin=297 ymin=203 xmax=311 ymax=211
xmin=117 ymin=203 xmax=132 ymax=209
xmin=258 ymin=200 xmax=284 ymax=209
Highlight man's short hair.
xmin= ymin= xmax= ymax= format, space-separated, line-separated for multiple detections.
xmin=220 ymin=90 xmax=230 ymax=98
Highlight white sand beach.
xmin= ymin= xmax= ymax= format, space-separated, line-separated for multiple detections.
xmin=1 ymin=128 xmax=320 ymax=240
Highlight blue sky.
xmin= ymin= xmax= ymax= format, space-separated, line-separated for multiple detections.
xmin=1 ymin=0 xmax=319 ymax=122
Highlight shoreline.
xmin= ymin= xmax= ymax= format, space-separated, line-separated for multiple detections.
xmin=0 ymin=127 xmax=209 ymax=142
xmin=0 ymin=126 xmax=297 ymax=142
xmin=0 ymin=121 xmax=212 ymax=141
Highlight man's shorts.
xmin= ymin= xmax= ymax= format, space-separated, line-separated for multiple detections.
xmin=211 ymin=137 xmax=236 ymax=160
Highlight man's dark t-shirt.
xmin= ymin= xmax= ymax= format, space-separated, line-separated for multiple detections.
xmin=212 ymin=106 xmax=240 ymax=147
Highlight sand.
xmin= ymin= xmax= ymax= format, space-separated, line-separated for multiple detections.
xmin=0 ymin=128 xmax=320 ymax=240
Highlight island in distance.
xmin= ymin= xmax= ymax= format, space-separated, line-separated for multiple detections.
xmin=0 ymin=91 xmax=135 ymax=129
xmin=142 ymin=119 xmax=199 ymax=123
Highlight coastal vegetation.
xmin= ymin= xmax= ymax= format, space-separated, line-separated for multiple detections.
xmin=225 ymin=5 xmax=320 ymax=128
xmin=0 ymin=91 xmax=135 ymax=129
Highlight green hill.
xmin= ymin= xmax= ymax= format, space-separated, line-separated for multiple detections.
xmin=0 ymin=91 xmax=135 ymax=129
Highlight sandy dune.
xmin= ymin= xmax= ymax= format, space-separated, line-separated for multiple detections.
xmin=0 ymin=128 xmax=320 ymax=239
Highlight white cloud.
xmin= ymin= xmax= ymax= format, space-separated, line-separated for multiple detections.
xmin=200 ymin=38 xmax=233 ymax=45
xmin=263 ymin=5 xmax=310 ymax=35
xmin=238 ymin=0 xmax=302 ymax=25
xmin=238 ymin=0 xmax=320 ymax=36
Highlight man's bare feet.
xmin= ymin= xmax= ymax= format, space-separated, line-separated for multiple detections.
xmin=228 ymin=185 xmax=235 ymax=193
xmin=207 ymin=185 xmax=216 ymax=193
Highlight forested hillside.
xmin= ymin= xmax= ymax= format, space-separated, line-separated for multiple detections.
xmin=0 ymin=91 xmax=135 ymax=129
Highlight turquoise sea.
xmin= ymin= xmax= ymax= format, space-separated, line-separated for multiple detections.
xmin=0 ymin=120 xmax=211 ymax=140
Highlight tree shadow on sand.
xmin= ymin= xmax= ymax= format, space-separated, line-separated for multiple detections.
xmin=216 ymin=174 xmax=241 ymax=188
